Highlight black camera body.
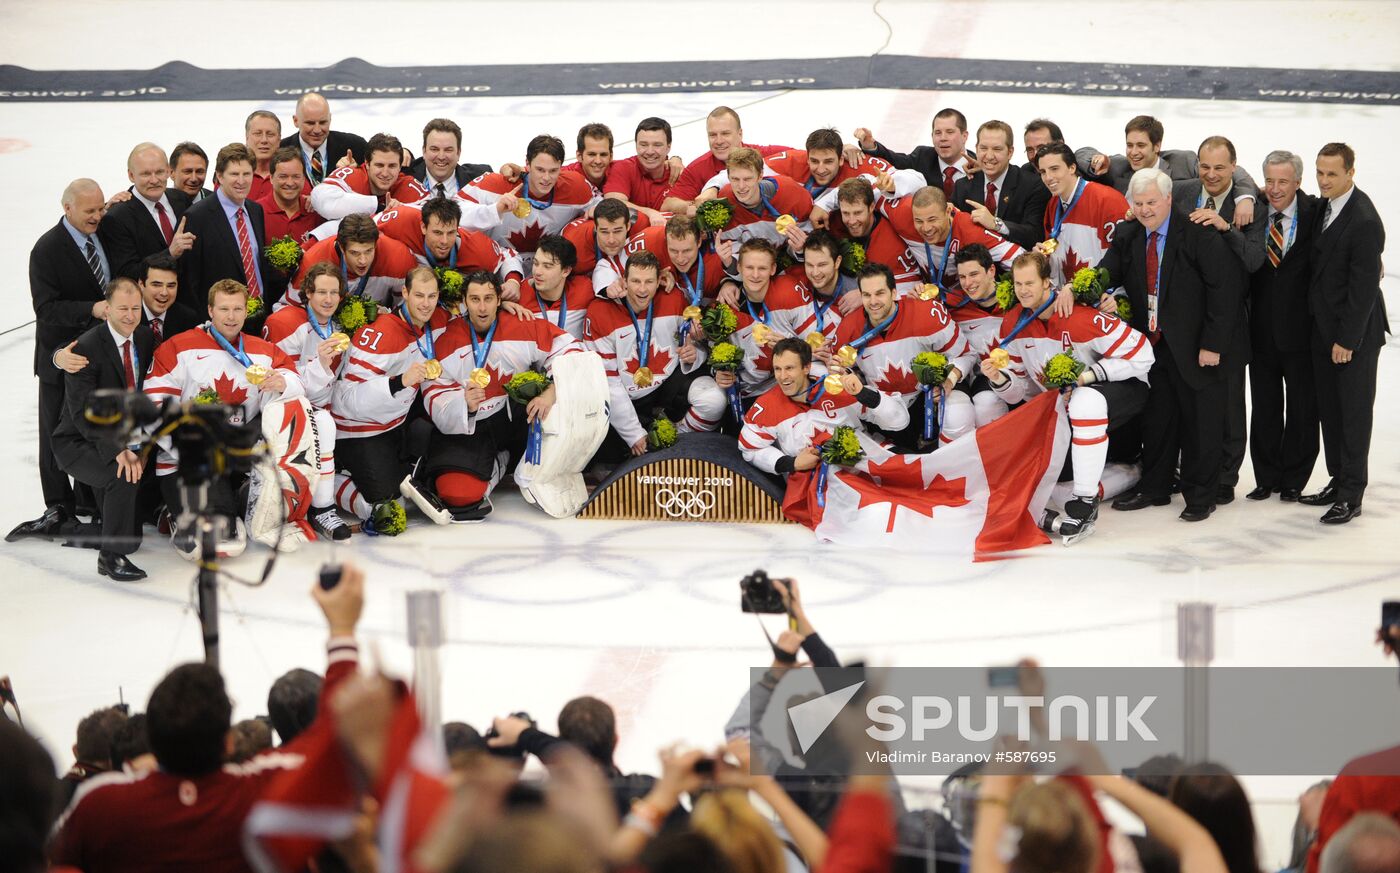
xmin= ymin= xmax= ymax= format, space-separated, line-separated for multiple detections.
xmin=85 ymin=388 xmax=259 ymax=483
xmin=740 ymin=569 xmax=786 ymax=614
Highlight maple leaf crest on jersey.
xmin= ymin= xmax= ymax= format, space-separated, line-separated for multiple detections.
xmin=624 ymin=344 xmax=672 ymax=377
xmin=873 ymin=360 xmax=919 ymax=396
xmin=212 ymin=372 xmax=249 ymax=407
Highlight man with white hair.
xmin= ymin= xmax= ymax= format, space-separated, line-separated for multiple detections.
xmin=8 ymin=180 xmax=111 ymax=542
xmin=1096 ymin=167 xmax=1240 ymax=523
xmin=1318 ymin=814 xmax=1400 ymax=873
xmin=279 ymin=92 xmax=368 ymax=187
xmin=98 ymin=143 xmax=196 ymax=279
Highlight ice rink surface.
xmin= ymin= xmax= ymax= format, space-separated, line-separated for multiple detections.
xmin=2 ymin=1 xmax=1398 ymax=863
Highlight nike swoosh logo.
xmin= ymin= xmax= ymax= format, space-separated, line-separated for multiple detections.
xmin=194 ymin=354 xmax=211 ymax=360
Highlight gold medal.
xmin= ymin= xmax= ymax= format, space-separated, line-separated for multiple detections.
xmin=329 ymin=331 xmax=351 ymax=353
xmin=682 ymin=305 xmax=702 ymax=322
xmin=423 ymin=359 xmax=443 ymax=380
xmin=989 ymin=348 xmax=1011 ymax=370
xmin=632 ymin=366 xmax=653 ymax=387
xmin=1041 ymin=238 xmax=1058 ymax=254
xmin=823 ymin=373 xmax=845 ymax=394
xmin=835 ymin=344 xmax=858 ymax=369
xmin=751 ymin=323 xmax=773 ymax=346
xmin=773 ymin=214 xmax=796 ymax=235
xmin=806 ymin=331 xmax=827 ymax=350
xmin=244 ymin=364 xmax=270 ymax=386
xmin=512 ymin=198 xmax=532 ymax=219
xmin=469 ymin=367 xmax=491 ymax=388
xmin=918 ymin=283 xmax=939 ymax=301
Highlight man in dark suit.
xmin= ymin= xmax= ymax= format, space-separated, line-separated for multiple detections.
xmin=1099 ymin=168 xmax=1241 ymax=521
xmin=178 ymin=143 xmax=276 ymax=314
xmin=953 ymin=119 xmax=1050 ymax=249
xmin=53 ymin=278 xmax=154 ymax=581
xmin=1247 ymin=150 xmax=1321 ymax=503
xmin=279 ymin=92 xmax=367 ymax=188
xmin=854 ymin=107 xmax=976 ymax=196
xmin=1020 ymin=118 xmax=1065 ymax=176
xmin=1173 ymin=136 xmax=1265 ymax=503
xmin=1300 ymin=143 xmax=1390 ymax=524
xmin=7 ymin=179 xmax=110 ymax=543
xmin=1076 ymin=115 xmax=1260 ymax=221
xmin=408 ymin=118 xmax=493 ymax=200
xmin=139 ymin=252 xmax=202 ymax=344
xmin=169 ymin=142 xmax=214 ymax=203
xmin=98 ymin=143 xmax=195 ymax=280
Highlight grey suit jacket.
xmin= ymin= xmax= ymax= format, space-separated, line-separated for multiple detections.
xmin=1171 ymin=178 xmax=1266 ymax=274
xmin=1076 ymin=147 xmax=1260 ymax=200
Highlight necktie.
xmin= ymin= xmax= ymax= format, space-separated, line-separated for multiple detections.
xmin=235 ymin=209 xmax=263 ymax=298
xmin=434 ymin=182 xmax=446 ymax=199
xmin=1146 ymin=230 xmax=1160 ymax=338
xmin=1323 ymin=199 xmax=1333 ymax=229
xmin=984 ymin=182 xmax=997 ymax=215
xmin=942 ymin=166 xmax=956 ymax=198
xmin=1206 ymin=195 xmax=1217 ymax=211
xmin=151 ymin=316 xmax=163 ymax=344
xmin=122 ymin=339 xmax=136 ymax=389
xmin=84 ymin=237 xmax=105 ymax=287
xmin=1266 ymin=212 xmax=1286 ymax=268
xmin=311 ymin=150 xmax=324 ymax=184
xmin=154 ymin=201 xmax=174 ymax=245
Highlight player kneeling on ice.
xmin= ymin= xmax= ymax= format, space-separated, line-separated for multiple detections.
xmin=982 ymin=252 xmax=1153 ymax=543
xmin=144 ymin=279 xmax=309 ymax=557
xmin=739 ymin=336 xmax=909 ymax=476
xmin=414 ymin=271 xmax=607 ymax=522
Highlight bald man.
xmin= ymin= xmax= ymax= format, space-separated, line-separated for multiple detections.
xmin=279 ymin=92 xmax=367 ymax=187
xmin=98 ymin=143 xmax=195 ymax=281
xmin=8 ymin=180 xmax=111 ymax=542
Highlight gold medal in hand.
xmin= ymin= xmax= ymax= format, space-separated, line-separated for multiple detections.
xmin=423 ymin=359 xmax=443 ymax=380
xmin=512 ymin=199 xmax=532 ymax=219
xmin=469 ymin=367 xmax=491 ymax=388
xmin=632 ymin=366 xmax=653 ymax=387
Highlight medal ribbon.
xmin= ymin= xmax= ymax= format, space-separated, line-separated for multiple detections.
xmin=400 ymin=302 xmax=436 ymax=360
xmin=208 ymin=327 xmax=251 ymax=368
xmin=625 ymin=299 xmax=655 ymax=370
xmin=533 ymin=281 xmax=568 ymax=330
xmin=677 ymin=255 xmax=705 ymax=306
xmin=467 ymin=317 xmax=497 ymax=369
xmin=520 ymin=173 xmax=556 ymax=211
xmin=993 ymin=294 xmax=1059 ymax=350
xmin=745 ymin=299 xmax=771 ymax=327
xmin=922 ymin=385 xmax=941 ymax=441
xmin=336 ymin=250 xmax=371 ymax=298
xmin=849 ymin=302 xmax=900 ymax=352
xmin=305 ymin=304 xmax=334 ymax=340
xmin=805 ymin=379 xmax=826 ymax=405
xmin=423 ymin=237 xmax=459 ymax=271
xmin=747 ymin=179 xmax=780 ymax=218
xmin=1050 ymin=179 xmax=1086 ymax=241
xmin=812 ymin=292 xmax=837 ymax=333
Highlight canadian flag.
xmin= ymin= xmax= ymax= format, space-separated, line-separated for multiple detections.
xmin=784 ymin=391 xmax=1070 ymax=559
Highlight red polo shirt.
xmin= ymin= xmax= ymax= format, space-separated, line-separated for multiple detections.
xmin=255 ymin=191 xmax=323 ymax=246
xmin=603 ymin=155 xmax=672 ymax=211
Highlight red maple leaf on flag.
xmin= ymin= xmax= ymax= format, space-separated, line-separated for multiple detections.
xmin=843 ymin=454 xmax=970 ymax=532
xmin=873 ymin=360 xmax=918 ymax=395
xmin=625 ymin=344 xmax=673 ymax=378
xmin=213 ymin=372 xmax=249 ymax=406
xmin=1060 ymin=246 xmax=1089 ymax=281
xmin=507 ymin=221 xmax=547 ymax=253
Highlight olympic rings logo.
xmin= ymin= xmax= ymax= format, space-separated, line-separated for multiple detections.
xmin=653 ymin=487 xmax=717 ymax=518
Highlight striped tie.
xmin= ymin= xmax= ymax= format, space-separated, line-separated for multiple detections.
xmin=1266 ymin=211 xmax=1286 ymax=268
xmin=1323 ymin=199 xmax=1333 ymax=230
xmin=84 ymin=237 xmax=105 ymax=287
xmin=235 ymin=209 xmax=262 ymax=298
xmin=310 ymin=149 xmax=324 ymax=184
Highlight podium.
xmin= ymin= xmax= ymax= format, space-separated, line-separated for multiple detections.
xmin=579 ymin=432 xmax=792 ymax=523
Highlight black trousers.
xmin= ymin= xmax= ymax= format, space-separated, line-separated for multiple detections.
xmin=1248 ymin=337 xmax=1319 ymax=492
xmin=597 ymin=369 xmax=705 ymax=462
xmin=426 ymin=405 xmax=528 ymax=483
xmin=337 ymin=427 xmax=414 ymax=505
xmin=1139 ymin=343 xmax=1225 ymax=509
xmin=1220 ymin=364 xmax=1247 ymax=487
xmin=38 ymin=378 xmax=74 ymax=512
xmin=53 ymin=438 xmax=140 ymax=555
xmin=1313 ymin=341 xmax=1380 ymax=504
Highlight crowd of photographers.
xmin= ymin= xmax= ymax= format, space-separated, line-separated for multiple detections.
xmin=3 ymin=566 xmax=1398 ymax=873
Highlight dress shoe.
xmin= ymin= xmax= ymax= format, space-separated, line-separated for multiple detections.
xmin=1320 ymin=502 xmax=1362 ymax=525
xmin=1112 ymin=492 xmax=1171 ymax=511
xmin=1246 ymin=485 xmax=1275 ymax=501
xmin=98 ymin=551 xmax=147 ymax=582
xmin=1279 ymin=488 xmax=1302 ymax=502
xmin=1217 ymin=486 xmax=1235 ymax=505
xmin=1298 ymin=486 xmax=1337 ymax=506
xmin=1180 ymin=504 xmax=1216 ymax=522
xmin=5 ymin=507 xmax=69 ymax=543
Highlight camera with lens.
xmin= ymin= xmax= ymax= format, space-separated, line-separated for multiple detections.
xmin=85 ymin=388 xmax=260 ymax=484
xmin=740 ymin=569 xmax=786 ymax=614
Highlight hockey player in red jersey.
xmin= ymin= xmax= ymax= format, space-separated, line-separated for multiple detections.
xmin=981 ymin=252 xmax=1152 ymax=543
xmin=585 ymin=252 xmax=726 ymax=457
xmin=627 ymin=216 xmax=727 ymax=308
xmin=374 ymin=197 xmax=524 ymax=301
xmin=331 ymin=266 xmax=453 ymax=535
xmin=560 ymin=198 xmax=643 ymax=294
xmin=282 ymin=213 xmax=419 ymax=309
xmin=820 ymin=178 xmax=921 ymax=297
xmin=763 ymin=128 xmax=904 ymax=200
xmin=831 ymin=263 xmax=977 ymax=451
xmin=144 ymin=279 xmax=305 ymax=555
xmin=457 ymin=134 xmax=601 ymax=268
xmin=714 ymin=239 xmax=819 ymax=406
xmin=739 ymin=337 xmax=909 ymax=476
xmin=262 ymin=263 xmax=355 ymax=541
xmin=714 ymin=147 xmax=814 ymax=247
xmin=309 ymin=132 xmax=429 ymax=222
xmin=784 ymin=229 xmax=855 ymax=351
xmin=417 ymin=271 xmax=584 ymax=521
xmin=1032 ymin=142 xmax=1129 ymax=286
xmin=520 ymin=235 xmax=595 ymax=340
